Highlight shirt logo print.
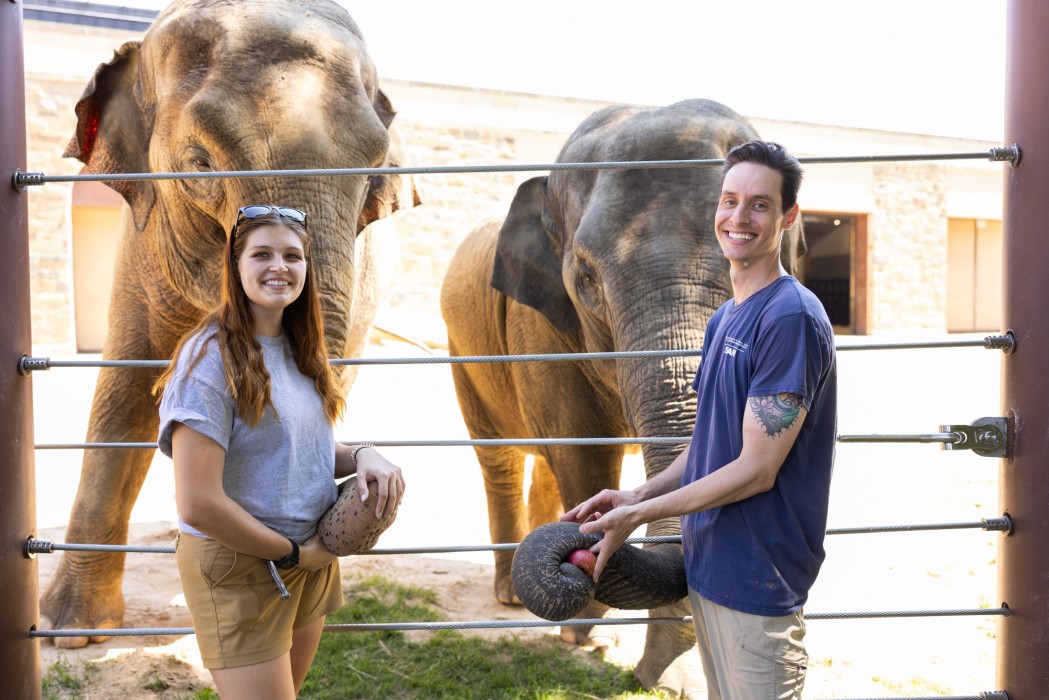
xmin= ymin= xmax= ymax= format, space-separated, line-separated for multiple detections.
xmin=724 ymin=337 xmax=749 ymax=358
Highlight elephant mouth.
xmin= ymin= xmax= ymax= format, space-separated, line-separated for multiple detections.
xmin=510 ymin=521 xmax=688 ymax=622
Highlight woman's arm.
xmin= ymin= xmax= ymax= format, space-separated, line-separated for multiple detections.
xmin=172 ymin=422 xmax=334 ymax=569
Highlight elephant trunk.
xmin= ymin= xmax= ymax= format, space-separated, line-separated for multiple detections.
xmin=599 ymin=296 xmax=716 ymax=594
xmin=511 ymin=521 xmax=687 ymax=622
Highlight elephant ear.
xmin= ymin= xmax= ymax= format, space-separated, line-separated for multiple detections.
xmin=492 ymin=177 xmax=579 ymax=335
xmin=63 ymin=41 xmax=155 ymax=232
xmin=780 ymin=216 xmax=808 ymax=277
xmin=357 ymin=89 xmax=421 ymax=234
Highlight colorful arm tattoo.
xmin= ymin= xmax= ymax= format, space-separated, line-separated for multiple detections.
xmin=749 ymin=393 xmax=803 ymax=438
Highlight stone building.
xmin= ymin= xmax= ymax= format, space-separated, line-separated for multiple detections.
xmin=18 ymin=3 xmax=1005 ymax=353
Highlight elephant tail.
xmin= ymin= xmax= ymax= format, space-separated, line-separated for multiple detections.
xmin=511 ymin=521 xmax=687 ymax=622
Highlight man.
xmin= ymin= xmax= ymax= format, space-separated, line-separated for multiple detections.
xmin=562 ymin=140 xmax=837 ymax=699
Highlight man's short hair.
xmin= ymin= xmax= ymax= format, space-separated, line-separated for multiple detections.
xmin=722 ymin=141 xmax=804 ymax=212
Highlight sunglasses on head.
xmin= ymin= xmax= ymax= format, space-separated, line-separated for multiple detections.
xmin=237 ymin=205 xmax=307 ymax=225
xmin=230 ymin=205 xmax=308 ymax=247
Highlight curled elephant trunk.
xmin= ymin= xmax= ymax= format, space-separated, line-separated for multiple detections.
xmin=511 ymin=522 xmax=687 ymax=622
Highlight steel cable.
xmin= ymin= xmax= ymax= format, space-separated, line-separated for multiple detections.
xmin=31 ymin=432 xmax=998 ymax=449
xmin=27 ymin=606 xmax=1010 ymax=640
xmin=17 ymin=334 xmax=1015 ymax=374
xmin=11 ymin=147 xmax=1020 ymax=191
xmin=24 ymin=518 xmax=1010 ymax=556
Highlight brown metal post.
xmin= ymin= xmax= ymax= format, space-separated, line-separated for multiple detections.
xmin=0 ymin=1 xmax=41 ymax=699
xmin=1000 ymin=0 xmax=1049 ymax=697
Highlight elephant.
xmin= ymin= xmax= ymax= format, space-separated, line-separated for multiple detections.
xmin=40 ymin=0 xmax=419 ymax=647
xmin=440 ymin=98 xmax=804 ymax=696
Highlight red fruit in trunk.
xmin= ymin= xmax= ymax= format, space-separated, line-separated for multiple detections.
xmin=567 ymin=548 xmax=596 ymax=577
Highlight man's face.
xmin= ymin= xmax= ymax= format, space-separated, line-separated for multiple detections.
xmin=714 ymin=162 xmax=798 ymax=269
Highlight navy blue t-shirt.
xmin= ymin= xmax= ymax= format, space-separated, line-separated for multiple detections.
xmin=681 ymin=276 xmax=837 ymax=616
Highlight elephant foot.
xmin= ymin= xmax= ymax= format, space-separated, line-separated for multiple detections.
xmin=558 ymin=600 xmax=617 ymax=650
xmin=494 ymin=577 xmax=521 ymax=606
xmin=40 ymin=563 xmax=126 ymax=648
xmin=559 ymin=623 xmax=619 ymax=651
xmin=634 ymin=643 xmax=707 ymax=699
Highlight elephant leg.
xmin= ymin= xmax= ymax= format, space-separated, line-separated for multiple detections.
xmin=558 ymin=599 xmax=623 ymax=650
xmin=40 ymin=364 xmax=162 ymax=647
xmin=475 ymin=444 xmax=528 ymax=605
xmin=526 ymin=455 xmax=561 ymax=531
xmin=633 ymin=518 xmax=705 ymax=697
xmin=634 ymin=598 xmax=706 ymax=698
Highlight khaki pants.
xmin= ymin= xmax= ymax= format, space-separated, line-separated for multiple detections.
xmin=688 ymin=588 xmax=808 ymax=700
xmin=176 ymin=532 xmax=344 ymax=669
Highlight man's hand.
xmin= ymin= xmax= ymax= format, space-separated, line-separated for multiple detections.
xmin=561 ymin=488 xmax=638 ymax=526
xmin=561 ymin=489 xmax=642 ymax=582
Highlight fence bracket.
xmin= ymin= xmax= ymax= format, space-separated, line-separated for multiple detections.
xmin=940 ymin=417 xmax=1009 ymax=458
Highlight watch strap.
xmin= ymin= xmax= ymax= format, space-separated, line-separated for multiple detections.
xmin=274 ymin=538 xmax=299 ymax=570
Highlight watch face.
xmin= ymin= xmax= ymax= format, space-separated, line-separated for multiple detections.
xmin=278 ymin=556 xmax=297 ymax=570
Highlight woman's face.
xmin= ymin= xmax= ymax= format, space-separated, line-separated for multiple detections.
xmin=236 ymin=224 xmax=307 ymax=335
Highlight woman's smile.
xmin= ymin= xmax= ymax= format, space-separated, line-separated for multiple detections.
xmin=237 ymin=224 xmax=307 ymax=335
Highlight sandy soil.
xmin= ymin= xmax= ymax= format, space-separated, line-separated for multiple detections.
xmin=32 ymin=332 xmax=1003 ymax=698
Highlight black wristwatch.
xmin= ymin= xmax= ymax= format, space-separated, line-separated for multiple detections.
xmin=274 ymin=538 xmax=299 ymax=570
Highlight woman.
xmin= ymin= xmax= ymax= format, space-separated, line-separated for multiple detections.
xmin=154 ymin=205 xmax=405 ymax=698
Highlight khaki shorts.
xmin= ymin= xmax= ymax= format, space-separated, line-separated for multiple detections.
xmin=688 ymin=588 xmax=808 ymax=700
xmin=176 ymin=532 xmax=345 ymax=669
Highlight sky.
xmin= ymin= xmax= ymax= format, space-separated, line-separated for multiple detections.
xmin=71 ymin=0 xmax=1008 ymax=140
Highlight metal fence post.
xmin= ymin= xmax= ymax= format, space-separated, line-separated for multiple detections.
xmin=1000 ymin=0 xmax=1049 ymax=697
xmin=0 ymin=1 xmax=41 ymax=698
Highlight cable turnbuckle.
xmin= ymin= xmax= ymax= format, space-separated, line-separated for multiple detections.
xmin=940 ymin=417 xmax=1009 ymax=458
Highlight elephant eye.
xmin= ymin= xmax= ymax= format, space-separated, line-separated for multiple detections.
xmin=178 ymin=146 xmax=220 ymax=201
xmin=575 ymin=259 xmax=604 ymax=308
xmin=189 ymin=156 xmax=212 ymax=172
xmin=181 ymin=146 xmax=214 ymax=172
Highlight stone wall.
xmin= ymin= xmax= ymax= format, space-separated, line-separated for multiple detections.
xmin=25 ymin=75 xmax=84 ymax=351
xmin=869 ymin=164 xmax=949 ymax=331
xmin=374 ymin=121 xmax=538 ymax=345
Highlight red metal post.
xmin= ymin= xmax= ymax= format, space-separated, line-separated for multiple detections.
xmin=0 ymin=1 xmax=41 ymax=699
xmin=1000 ymin=0 xmax=1049 ymax=697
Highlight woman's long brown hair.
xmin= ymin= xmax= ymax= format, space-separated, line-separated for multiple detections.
xmin=152 ymin=209 xmax=345 ymax=426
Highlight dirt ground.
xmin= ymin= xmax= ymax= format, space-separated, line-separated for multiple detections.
xmin=32 ymin=330 xmax=1003 ymax=698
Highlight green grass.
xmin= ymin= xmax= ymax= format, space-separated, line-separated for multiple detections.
xmin=42 ymin=658 xmax=98 ymax=699
xmin=301 ymin=574 xmax=667 ymax=700
xmin=143 ymin=676 xmax=170 ymax=691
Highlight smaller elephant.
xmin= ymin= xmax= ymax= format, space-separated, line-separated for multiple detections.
xmin=441 ymin=98 xmax=804 ymax=696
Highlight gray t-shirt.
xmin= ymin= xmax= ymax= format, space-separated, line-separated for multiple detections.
xmin=158 ymin=329 xmax=338 ymax=543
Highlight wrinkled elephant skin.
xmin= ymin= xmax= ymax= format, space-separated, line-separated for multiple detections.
xmin=441 ymin=99 xmax=803 ymax=696
xmin=40 ymin=0 xmax=419 ymax=647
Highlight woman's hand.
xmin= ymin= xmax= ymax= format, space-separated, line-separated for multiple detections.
xmin=354 ymin=448 xmax=406 ymax=520
xmin=297 ymin=533 xmax=338 ymax=571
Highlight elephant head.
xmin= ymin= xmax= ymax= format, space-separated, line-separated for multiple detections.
xmin=41 ymin=0 xmax=418 ymax=647
xmin=493 ymin=99 xmax=803 ymax=475
xmin=63 ymin=0 xmax=419 ymax=358
xmin=442 ymin=98 xmax=804 ymax=694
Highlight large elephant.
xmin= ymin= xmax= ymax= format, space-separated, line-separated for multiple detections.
xmin=440 ymin=99 xmax=804 ymax=696
xmin=40 ymin=0 xmax=418 ymax=646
